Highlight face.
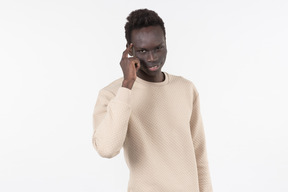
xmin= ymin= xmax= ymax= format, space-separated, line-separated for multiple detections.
xmin=130 ymin=25 xmax=167 ymax=81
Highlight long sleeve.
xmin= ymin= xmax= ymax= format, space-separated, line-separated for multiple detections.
xmin=92 ymin=87 xmax=132 ymax=158
xmin=190 ymin=94 xmax=213 ymax=192
xmin=93 ymin=73 xmax=213 ymax=191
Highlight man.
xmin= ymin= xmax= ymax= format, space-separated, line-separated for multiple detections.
xmin=93 ymin=9 xmax=213 ymax=192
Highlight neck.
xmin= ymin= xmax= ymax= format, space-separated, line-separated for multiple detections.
xmin=137 ymin=71 xmax=165 ymax=82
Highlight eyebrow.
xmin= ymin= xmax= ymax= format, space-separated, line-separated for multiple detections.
xmin=133 ymin=42 xmax=164 ymax=50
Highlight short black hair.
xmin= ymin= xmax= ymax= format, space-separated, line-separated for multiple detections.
xmin=125 ymin=9 xmax=166 ymax=45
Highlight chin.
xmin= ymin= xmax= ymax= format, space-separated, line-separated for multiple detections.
xmin=146 ymin=68 xmax=162 ymax=75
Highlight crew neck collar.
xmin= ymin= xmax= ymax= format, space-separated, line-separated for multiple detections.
xmin=135 ymin=72 xmax=169 ymax=86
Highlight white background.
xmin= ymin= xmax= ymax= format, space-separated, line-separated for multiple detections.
xmin=1 ymin=0 xmax=287 ymax=191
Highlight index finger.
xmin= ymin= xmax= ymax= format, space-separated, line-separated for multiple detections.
xmin=122 ymin=43 xmax=133 ymax=58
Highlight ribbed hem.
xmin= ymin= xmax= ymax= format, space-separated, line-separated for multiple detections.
xmin=115 ymin=87 xmax=132 ymax=105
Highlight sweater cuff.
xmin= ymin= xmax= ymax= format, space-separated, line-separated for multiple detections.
xmin=115 ymin=87 xmax=132 ymax=105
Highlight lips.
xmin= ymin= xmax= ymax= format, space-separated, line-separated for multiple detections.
xmin=147 ymin=65 xmax=160 ymax=71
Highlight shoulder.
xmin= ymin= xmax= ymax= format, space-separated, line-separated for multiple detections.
xmin=99 ymin=77 xmax=123 ymax=97
xmin=167 ymin=73 xmax=199 ymax=96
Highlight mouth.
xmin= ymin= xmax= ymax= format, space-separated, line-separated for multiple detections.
xmin=147 ymin=65 xmax=160 ymax=71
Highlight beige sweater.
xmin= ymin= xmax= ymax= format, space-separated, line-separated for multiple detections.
xmin=93 ymin=72 xmax=213 ymax=192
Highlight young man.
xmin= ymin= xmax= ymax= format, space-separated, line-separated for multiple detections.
xmin=93 ymin=9 xmax=213 ymax=192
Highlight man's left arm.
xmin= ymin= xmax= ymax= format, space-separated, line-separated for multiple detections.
xmin=190 ymin=94 xmax=213 ymax=192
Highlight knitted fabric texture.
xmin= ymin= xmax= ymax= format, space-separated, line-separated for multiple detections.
xmin=93 ymin=72 xmax=213 ymax=192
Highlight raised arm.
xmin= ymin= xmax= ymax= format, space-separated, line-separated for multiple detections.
xmin=92 ymin=88 xmax=132 ymax=158
xmin=92 ymin=44 xmax=140 ymax=158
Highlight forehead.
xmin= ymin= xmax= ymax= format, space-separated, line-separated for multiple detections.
xmin=131 ymin=26 xmax=165 ymax=48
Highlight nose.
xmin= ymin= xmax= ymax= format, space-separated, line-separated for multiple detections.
xmin=147 ymin=51 xmax=156 ymax=62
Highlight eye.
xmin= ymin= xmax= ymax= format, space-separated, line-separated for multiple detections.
xmin=137 ymin=49 xmax=147 ymax=53
xmin=156 ymin=45 xmax=164 ymax=50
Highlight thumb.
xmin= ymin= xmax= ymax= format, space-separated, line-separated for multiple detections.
xmin=135 ymin=61 xmax=141 ymax=71
xmin=136 ymin=63 xmax=140 ymax=71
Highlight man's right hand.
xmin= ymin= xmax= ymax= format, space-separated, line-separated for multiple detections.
xmin=120 ymin=43 xmax=141 ymax=89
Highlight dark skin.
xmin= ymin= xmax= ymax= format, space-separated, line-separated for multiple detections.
xmin=120 ymin=25 xmax=167 ymax=89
